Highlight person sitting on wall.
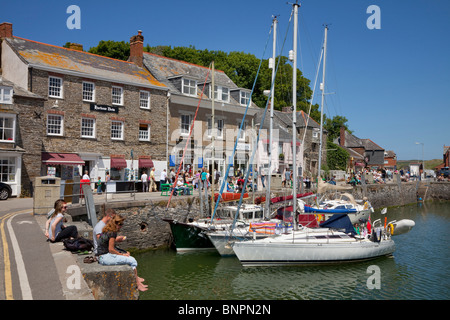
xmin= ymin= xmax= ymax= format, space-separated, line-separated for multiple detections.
xmin=45 ymin=199 xmax=78 ymax=243
xmin=96 ymin=214 xmax=148 ymax=292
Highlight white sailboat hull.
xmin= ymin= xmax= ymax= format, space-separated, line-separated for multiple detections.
xmin=233 ymin=230 xmax=395 ymax=267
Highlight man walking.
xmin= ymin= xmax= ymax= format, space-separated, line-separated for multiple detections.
xmin=141 ymin=171 xmax=148 ymax=192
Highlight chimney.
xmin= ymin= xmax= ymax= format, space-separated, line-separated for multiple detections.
xmin=69 ymin=43 xmax=83 ymax=51
xmin=0 ymin=22 xmax=13 ymax=38
xmin=129 ymin=30 xmax=144 ymax=67
xmin=339 ymin=126 xmax=346 ymax=146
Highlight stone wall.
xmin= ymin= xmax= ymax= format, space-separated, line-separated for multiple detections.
xmin=82 ymin=182 xmax=449 ymax=251
xmin=31 ymin=68 xmax=168 ymax=161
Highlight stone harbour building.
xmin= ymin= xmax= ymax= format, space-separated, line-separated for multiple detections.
xmin=1 ymin=22 xmax=168 ymax=196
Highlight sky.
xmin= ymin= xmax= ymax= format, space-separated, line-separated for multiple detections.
xmin=1 ymin=0 xmax=449 ymax=161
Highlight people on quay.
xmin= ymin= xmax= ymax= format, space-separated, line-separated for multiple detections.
xmin=160 ymin=169 xmax=167 ymax=190
xmin=82 ymin=170 xmax=90 ymax=180
xmin=45 ymin=199 xmax=78 ymax=242
xmin=141 ymin=171 xmax=148 ymax=192
xmin=97 ymin=176 xmax=102 ymax=194
xmin=149 ymin=167 xmax=157 ymax=192
xmin=96 ymin=214 xmax=148 ymax=292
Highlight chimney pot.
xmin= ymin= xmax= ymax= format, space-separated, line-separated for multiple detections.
xmin=0 ymin=22 xmax=13 ymax=38
xmin=129 ymin=30 xmax=144 ymax=67
xmin=339 ymin=126 xmax=346 ymax=146
xmin=69 ymin=43 xmax=83 ymax=51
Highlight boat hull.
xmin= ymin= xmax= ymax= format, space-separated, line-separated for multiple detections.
xmin=233 ymin=232 xmax=395 ymax=267
xmin=163 ymin=219 xmax=215 ymax=252
xmin=207 ymin=229 xmax=269 ymax=256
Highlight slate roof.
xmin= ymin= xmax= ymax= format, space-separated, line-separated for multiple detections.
xmin=341 ymin=130 xmax=384 ymax=151
xmin=143 ymin=52 xmax=258 ymax=108
xmin=254 ymin=109 xmax=324 ymax=141
xmin=5 ymin=37 xmax=166 ymax=89
xmin=0 ymin=77 xmax=45 ymax=100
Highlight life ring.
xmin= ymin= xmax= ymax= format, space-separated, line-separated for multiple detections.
xmin=387 ymin=223 xmax=394 ymax=235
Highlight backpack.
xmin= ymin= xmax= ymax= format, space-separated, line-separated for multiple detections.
xmin=63 ymin=237 xmax=94 ymax=252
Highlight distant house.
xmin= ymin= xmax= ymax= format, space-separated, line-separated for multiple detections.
xmin=435 ymin=145 xmax=450 ymax=171
xmin=254 ymin=107 xmax=327 ymax=178
xmin=142 ymin=51 xmax=259 ymax=176
xmin=384 ymin=150 xmax=397 ymax=170
xmin=336 ymin=126 xmax=385 ymax=171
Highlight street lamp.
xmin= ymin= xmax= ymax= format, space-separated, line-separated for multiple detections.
xmin=415 ymin=142 xmax=424 ymax=180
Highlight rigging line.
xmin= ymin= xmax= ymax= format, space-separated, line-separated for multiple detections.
xmin=301 ymin=44 xmax=324 ymax=145
xmin=230 ymin=8 xmax=295 ymax=232
xmin=210 ymin=20 xmax=275 ymax=223
xmin=166 ymin=63 xmax=212 ymax=208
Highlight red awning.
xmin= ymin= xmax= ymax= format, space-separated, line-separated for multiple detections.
xmin=138 ymin=158 xmax=154 ymax=168
xmin=110 ymin=157 xmax=127 ymax=169
xmin=42 ymin=152 xmax=85 ymax=166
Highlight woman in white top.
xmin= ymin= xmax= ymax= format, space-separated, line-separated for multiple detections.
xmin=45 ymin=199 xmax=78 ymax=242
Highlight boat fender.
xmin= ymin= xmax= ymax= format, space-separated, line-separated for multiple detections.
xmin=387 ymin=223 xmax=394 ymax=236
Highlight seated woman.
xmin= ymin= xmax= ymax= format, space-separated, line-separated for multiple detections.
xmin=96 ymin=214 xmax=148 ymax=292
xmin=45 ymin=199 xmax=78 ymax=242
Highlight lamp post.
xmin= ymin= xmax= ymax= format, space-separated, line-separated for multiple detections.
xmin=415 ymin=142 xmax=424 ymax=180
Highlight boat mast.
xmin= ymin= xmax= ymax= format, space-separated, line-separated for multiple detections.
xmin=265 ymin=16 xmax=277 ymax=219
xmin=211 ymin=61 xmax=215 ymax=216
xmin=318 ymin=25 xmax=328 ymax=181
xmin=292 ymin=1 xmax=299 ymax=230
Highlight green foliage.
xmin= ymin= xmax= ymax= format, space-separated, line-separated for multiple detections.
xmin=88 ymin=40 xmax=130 ymax=61
xmin=326 ymin=140 xmax=349 ymax=171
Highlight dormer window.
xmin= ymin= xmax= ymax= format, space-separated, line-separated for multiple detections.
xmin=0 ymin=86 xmax=13 ymax=104
xmin=214 ymin=85 xmax=230 ymax=102
xmin=240 ymin=90 xmax=250 ymax=106
xmin=182 ymin=78 xmax=197 ymax=96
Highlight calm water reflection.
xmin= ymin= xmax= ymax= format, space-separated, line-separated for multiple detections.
xmin=136 ymin=201 xmax=450 ymax=300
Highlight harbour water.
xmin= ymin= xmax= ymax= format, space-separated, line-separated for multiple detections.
xmin=135 ymin=201 xmax=449 ymax=300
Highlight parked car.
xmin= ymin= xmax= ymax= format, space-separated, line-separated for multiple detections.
xmin=440 ymin=167 xmax=450 ymax=178
xmin=0 ymin=182 xmax=12 ymax=200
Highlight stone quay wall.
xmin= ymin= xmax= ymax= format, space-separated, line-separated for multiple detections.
xmin=79 ymin=182 xmax=449 ymax=251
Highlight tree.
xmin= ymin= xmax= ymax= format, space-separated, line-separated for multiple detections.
xmin=88 ymin=40 xmax=130 ymax=61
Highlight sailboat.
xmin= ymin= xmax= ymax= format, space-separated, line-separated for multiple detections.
xmin=233 ymin=6 xmax=414 ymax=266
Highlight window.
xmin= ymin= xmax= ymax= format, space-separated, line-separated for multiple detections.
xmin=82 ymin=82 xmax=95 ymax=102
xmin=81 ymin=117 xmax=96 ymax=138
xmin=47 ymin=114 xmax=63 ymax=136
xmin=0 ymin=86 xmax=13 ymax=104
xmin=48 ymin=76 xmax=63 ymax=98
xmin=139 ymin=123 xmax=150 ymax=141
xmin=0 ymin=114 xmax=15 ymax=142
xmin=140 ymin=91 xmax=150 ymax=109
xmin=217 ymin=119 xmax=224 ymax=138
xmin=181 ymin=114 xmax=191 ymax=135
xmin=238 ymin=121 xmax=246 ymax=140
xmin=214 ymin=86 xmax=229 ymax=102
xmin=111 ymin=120 xmax=123 ymax=140
xmin=112 ymin=86 xmax=123 ymax=105
xmin=240 ymin=91 xmax=250 ymax=106
xmin=207 ymin=118 xmax=224 ymax=138
xmin=0 ymin=157 xmax=15 ymax=182
xmin=182 ymin=78 xmax=197 ymax=96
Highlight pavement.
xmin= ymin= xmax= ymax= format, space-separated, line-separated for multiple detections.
xmin=0 ymin=197 xmax=94 ymax=300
